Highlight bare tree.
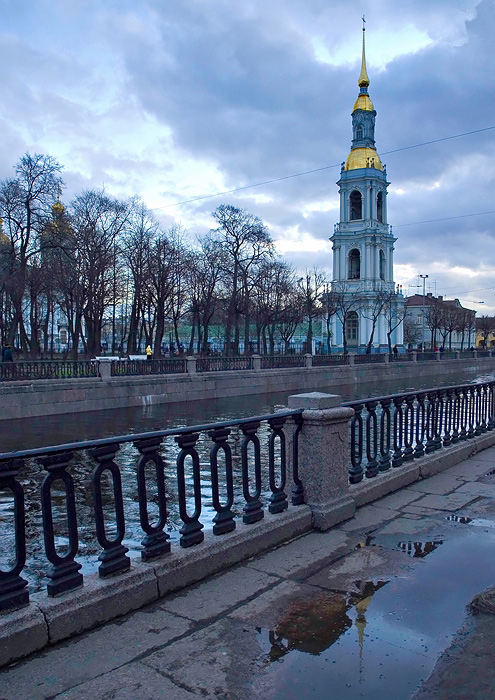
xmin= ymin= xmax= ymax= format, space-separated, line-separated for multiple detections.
xmin=211 ymin=205 xmax=273 ymax=355
xmin=298 ymin=269 xmax=327 ymax=353
xmin=475 ymin=315 xmax=495 ymax=348
xmin=330 ymin=281 xmax=364 ymax=355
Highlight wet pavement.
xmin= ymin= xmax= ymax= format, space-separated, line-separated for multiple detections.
xmin=2 ymin=446 xmax=495 ymax=699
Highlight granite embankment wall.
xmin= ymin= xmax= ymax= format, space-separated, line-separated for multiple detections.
xmin=0 ymin=356 xmax=493 ymax=421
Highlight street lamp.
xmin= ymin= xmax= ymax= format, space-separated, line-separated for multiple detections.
xmin=419 ymin=274 xmax=428 ymax=351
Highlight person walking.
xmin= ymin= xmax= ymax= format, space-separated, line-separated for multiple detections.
xmin=2 ymin=344 xmax=13 ymax=362
xmin=146 ymin=344 xmax=152 ymax=361
xmin=393 ymin=345 xmax=398 ymax=358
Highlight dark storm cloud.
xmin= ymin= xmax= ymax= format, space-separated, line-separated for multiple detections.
xmin=1 ymin=0 xmax=493 ymax=301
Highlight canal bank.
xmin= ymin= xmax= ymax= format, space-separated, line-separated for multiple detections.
xmin=0 ymin=356 xmax=493 ymax=421
xmin=2 ymin=445 xmax=495 ymax=699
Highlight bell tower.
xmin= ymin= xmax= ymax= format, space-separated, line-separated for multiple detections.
xmin=330 ymin=22 xmax=403 ymax=352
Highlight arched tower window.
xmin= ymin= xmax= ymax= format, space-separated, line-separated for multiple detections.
xmin=346 ymin=311 xmax=359 ymax=347
xmin=350 ymin=190 xmax=362 ymax=220
xmin=356 ymin=125 xmax=363 ymax=140
xmin=377 ymin=191 xmax=383 ymax=222
xmin=348 ymin=249 xmax=360 ymax=279
xmin=379 ymin=250 xmax=386 ymax=281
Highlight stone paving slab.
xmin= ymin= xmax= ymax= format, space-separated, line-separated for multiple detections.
xmin=160 ymin=567 xmax=279 ymax=621
xmin=374 ymin=488 xmax=424 ymax=510
xmin=446 ymin=453 xmax=495 ymax=478
xmin=402 ymin=505 xmax=451 ymax=516
xmin=54 ymin=661 xmax=197 ymax=700
xmin=141 ymin=619 xmax=263 ymax=700
xmin=374 ymin=516 xmax=444 ymax=536
xmin=412 ymin=492 xmax=480 ymax=511
xmin=0 ymin=608 xmax=191 ymax=700
xmin=305 ymin=545 xmax=422 ymax=593
xmin=228 ymin=580 xmax=325 ymax=628
xmin=454 ymin=481 xmax=495 ymax=498
xmin=408 ymin=473 xmax=465 ymax=494
xmin=338 ymin=503 xmax=399 ymax=532
xmin=245 ymin=529 xmax=353 ymax=578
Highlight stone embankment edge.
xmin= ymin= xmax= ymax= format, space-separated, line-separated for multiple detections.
xmin=0 ymin=357 xmax=491 ymax=420
xmin=2 ymin=430 xmax=495 ymax=668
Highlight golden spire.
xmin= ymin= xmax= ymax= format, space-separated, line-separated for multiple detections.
xmin=358 ymin=17 xmax=370 ymax=88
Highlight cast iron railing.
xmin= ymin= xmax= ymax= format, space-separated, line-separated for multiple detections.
xmin=343 ymin=380 xmax=495 ymax=484
xmin=111 ymin=358 xmax=187 ymax=376
xmin=0 ymin=410 xmax=303 ymax=611
xmin=260 ymin=355 xmax=306 ymax=369
xmin=312 ymin=354 xmax=346 ymax=366
xmin=0 ymin=361 xmax=98 ymax=382
xmin=196 ymin=357 xmax=252 ymax=372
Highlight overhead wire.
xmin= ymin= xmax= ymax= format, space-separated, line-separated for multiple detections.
xmin=153 ymin=125 xmax=495 ymax=211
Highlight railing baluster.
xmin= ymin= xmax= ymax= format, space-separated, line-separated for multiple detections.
xmin=467 ymin=386 xmax=476 ymax=439
xmin=459 ymin=387 xmax=468 ymax=440
xmin=90 ymin=444 xmax=130 ymax=576
xmin=209 ymin=427 xmax=235 ymax=535
xmin=268 ymin=415 xmax=288 ymax=513
xmin=379 ymin=398 xmax=392 ymax=471
xmin=39 ymin=451 xmax=83 ymax=596
xmin=425 ymin=392 xmax=437 ymax=453
xmin=434 ymin=390 xmax=443 ymax=450
xmin=392 ymin=397 xmax=404 ymax=467
xmin=365 ymin=400 xmax=379 ymax=478
xmin=443 ymin=388 xmax=453 ymax=446
xmin=0 ymin=459 xmax=29 ymax=611
xmin=134 ymin=436 xmax=171 ymax=559
xmin=291 ymin=414 xmax=304 ymax=505
xmin=403 ymin=395 xmax=415 ymax=460
xmin=414 ymin=393 xmax=426 ymax=457
xmin=348 ymin=403 xmax=364 ymax=483
xmin=176 ymin=432 xmax=204 ymax=547
xmin=241 ymin=420 xmax=264 ymax=523
xmin=488 ymin=382 xmax=495 ymax=430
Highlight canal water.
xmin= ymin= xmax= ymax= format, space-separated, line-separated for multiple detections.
xmin=0 ymin=366 xmax=492 ymax=593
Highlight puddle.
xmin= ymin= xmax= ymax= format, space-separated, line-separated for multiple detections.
xmin=255 ymin=528 xmax=495 ymax=700
xmin=446 ymin=514 xmax=495 ymax=529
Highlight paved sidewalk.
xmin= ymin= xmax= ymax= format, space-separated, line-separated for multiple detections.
xmin=2 ymin=447 xmax=495 ymax=699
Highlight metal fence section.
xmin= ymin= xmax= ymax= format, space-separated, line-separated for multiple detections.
xmin=111 ymin=358 xmax=186 ymax=376
xmin=0 ymin=361 xmax=98 ymax=382
xmin=0 ymin=409 xmax=303 ymax=611
xmin=354 ymin=354 xmax=384 ymax=364
xmin=260 ymin=355 xmax=306 ymax=369
xmin=343 ymin=381 xmax=495 ymax=484
xmin=196 ymin=357 xmax=252 ymax=372
xmin=312 ymin=354 xmax=346 ymax=366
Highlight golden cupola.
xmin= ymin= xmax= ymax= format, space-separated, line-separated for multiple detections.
xmin=344 ymin=25 xmax=383 ymax=172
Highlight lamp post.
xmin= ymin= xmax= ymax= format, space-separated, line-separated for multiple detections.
xmin=419 ymin=274 xmax=428 ymax=351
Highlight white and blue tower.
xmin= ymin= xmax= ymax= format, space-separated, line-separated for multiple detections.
xmin=330 ymin=25 xmax=403 ymax=352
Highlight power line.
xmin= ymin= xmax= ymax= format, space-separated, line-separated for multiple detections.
xmin=394 ymin=210 xmax=495 ymax=228
xmin=153 ymin=125 xmax=495 ymax=211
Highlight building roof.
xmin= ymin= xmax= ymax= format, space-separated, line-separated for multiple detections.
xmin=405 ymin=294 xmax=475 ymax=314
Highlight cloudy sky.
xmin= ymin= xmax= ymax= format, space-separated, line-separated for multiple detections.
xmin=2 ymin=0 xmax=495 ymax=312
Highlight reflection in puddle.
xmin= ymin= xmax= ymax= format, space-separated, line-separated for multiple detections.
xmin=255 ymin=530 xmax=495 ymax=700
xmin=261 ymin=582 xmax=387 ymax=662
xmin=397 ymin=540 xmax=443 ymax=558
xmin=447 ymin=514 xmax=472 ymax=524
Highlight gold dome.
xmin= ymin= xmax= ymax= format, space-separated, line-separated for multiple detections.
xmin=0 ymin=232 xmax=10 ymax=246
xmin=345 ymin=147 xmax=383 ymax=171
xmin=52 ymin=200 xmax=65 ymax=215
xmin=353 ymin=93 xmax=374 ymax=112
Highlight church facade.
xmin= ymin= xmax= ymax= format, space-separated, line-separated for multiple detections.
xmin=330 ymin=27 xmax=404 ymax=353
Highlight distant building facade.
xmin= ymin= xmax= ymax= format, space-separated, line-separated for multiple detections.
xmin=330 ymin=27 xmax=403 ymax=353
xmin=404 ymin=293 xmax=476 ymax=350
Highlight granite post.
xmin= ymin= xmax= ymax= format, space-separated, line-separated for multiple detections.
xmin=287 ymin=392 xmax=355 ymax=530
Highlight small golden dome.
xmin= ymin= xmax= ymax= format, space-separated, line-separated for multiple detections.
xmin=52 ymin=200 xmax=65 ymax=215
xmin=353 ymin=93 xmax=374 ymax=112
xmin=345 ymin=147 xmax=383 ymax=171
xmin=0 ymin=232 xmax=10 ymax=247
